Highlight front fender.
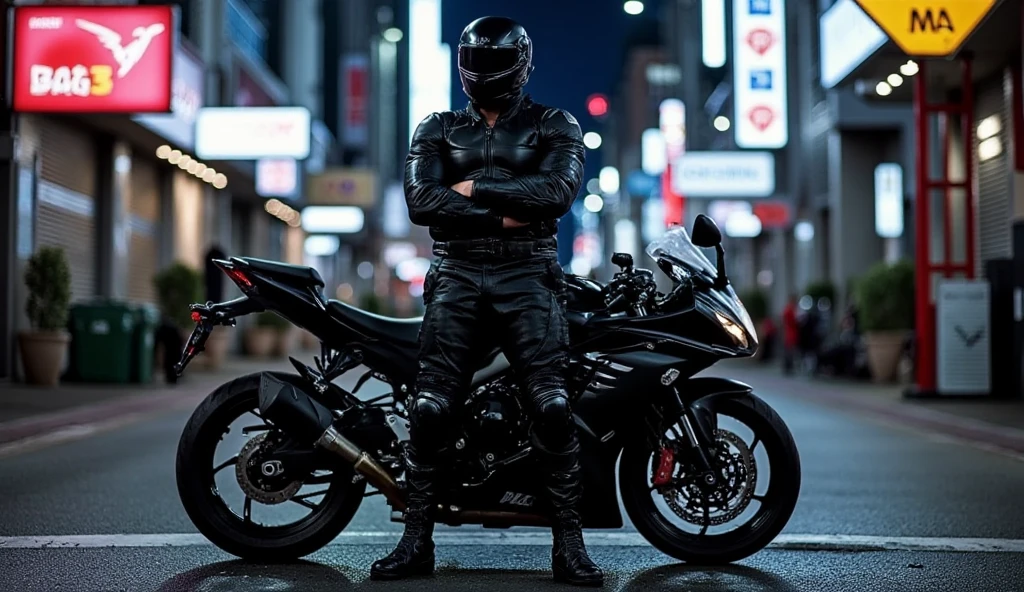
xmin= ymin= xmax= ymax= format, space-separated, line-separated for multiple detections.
xmin=678 ymin=377 xmax=754 ymax=449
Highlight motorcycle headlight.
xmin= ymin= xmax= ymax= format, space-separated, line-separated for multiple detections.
xmin=714 ymin=311 xmax=749 ymax=349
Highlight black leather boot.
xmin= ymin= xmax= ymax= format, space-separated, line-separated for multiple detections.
xmin=370 ymin=456 xmax=439 ymax=580
xmin=535 ymin=436 xmax=604 ymax=586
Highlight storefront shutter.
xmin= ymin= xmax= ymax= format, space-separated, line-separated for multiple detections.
xmin=975 ymin=75 xmax=1013 ymax=267
xmin=22 ymin=117 xmax=99 ymax=303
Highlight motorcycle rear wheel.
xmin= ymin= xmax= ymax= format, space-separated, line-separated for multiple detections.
xmin=176 ymin=373 xmax=366 ymax=560
xmin=619 ymin=392 xmax=800 ymax=564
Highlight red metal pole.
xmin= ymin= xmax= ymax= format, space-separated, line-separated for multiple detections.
xmin=962 ymin=57 xmax=975 ymax=279
xmin=914 ymin=62 xmax=935 ymax=393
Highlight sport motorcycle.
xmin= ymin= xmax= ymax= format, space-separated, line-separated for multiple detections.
xmin=173 ymin=214 xmax=801 ymax=564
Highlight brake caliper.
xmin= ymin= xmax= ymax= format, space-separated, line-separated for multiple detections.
xmin=652 ymin=447 xmax=676 ymax=486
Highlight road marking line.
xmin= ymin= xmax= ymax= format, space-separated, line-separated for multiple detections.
xmin=1 ymin=533 xmax=1023 ymax=553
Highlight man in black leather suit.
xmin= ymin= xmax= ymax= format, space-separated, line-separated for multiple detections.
xmin=370 ymin=16 xmax=603 ymax=587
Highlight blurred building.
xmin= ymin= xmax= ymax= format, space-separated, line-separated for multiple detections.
xmin=0 ymin=0 xmax=338 ymax=379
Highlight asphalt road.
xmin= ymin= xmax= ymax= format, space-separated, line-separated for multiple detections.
xmin=1 ymin=370 xmax=1023 ymax=591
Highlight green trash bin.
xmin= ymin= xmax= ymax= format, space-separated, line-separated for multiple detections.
xmin=131 ymin=305 xmax=160 ymax=384
xmin=69 ymin=302 xmax=136 ymax=383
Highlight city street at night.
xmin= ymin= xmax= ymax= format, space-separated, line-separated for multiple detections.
xmin=3 ymin=0 xmax=1024 ymax=590
xmin=1 ymin=362 xmax=1023 ymax=591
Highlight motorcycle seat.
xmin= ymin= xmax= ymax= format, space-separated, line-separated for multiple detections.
xmin=235 ymin=257 xmax=325 ymax=288
xmin=326 ymin=300 xmax=422 ymax=346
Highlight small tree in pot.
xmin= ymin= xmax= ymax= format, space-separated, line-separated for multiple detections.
xmin=153 ymin=263 xmax=203 ymax=377
xmin=855 ymin=260 xmax=914 ymax=383
xmin=19 ymin=247 xmax=72 ymax=386
xmin=246 ymin=311 xmax=288 ymax=358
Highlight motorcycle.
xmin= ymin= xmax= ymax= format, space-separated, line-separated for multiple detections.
xmin=173 ymin=214 xmax=800 ymax=564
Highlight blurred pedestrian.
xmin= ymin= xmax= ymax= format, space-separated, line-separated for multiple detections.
xmin=371 ymin=16 xmax=601 ymax=586
xmin=782 ymin=294 xmax=799 ymax=374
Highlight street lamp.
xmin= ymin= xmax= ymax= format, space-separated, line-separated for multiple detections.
xmin=583 ymin=132 xmax=602 ymax=149
xmin=624 ymin=1 xmax=644 ymax=15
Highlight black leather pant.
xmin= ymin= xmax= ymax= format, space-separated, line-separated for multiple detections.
xmin=407 ymin=238 xmax=582 ymax=513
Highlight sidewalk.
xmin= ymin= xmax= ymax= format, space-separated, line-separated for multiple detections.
xmin=0 ymin=355 xmax=299 ymax=450
xmin=720 ymin=360 xmax=1024 ymax=456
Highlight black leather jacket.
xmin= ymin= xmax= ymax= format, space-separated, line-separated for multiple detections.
xmin=404 ymin=95 xmax=586 ymax=242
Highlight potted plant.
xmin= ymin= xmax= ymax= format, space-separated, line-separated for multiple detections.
xmin=153 ymin=263 xmax=205 ymax=371
xmin=19 ymin=246 xmax=72 ymax=386
xmin=855 ymin=260 xmax=914 ymax=383
xmin=246 ymin=312 xmax=286 ymax=358
xmin=269 ymin=312 xmax=298 ymax=357
xmin=805 ymin=280 xmax=836 ymax=308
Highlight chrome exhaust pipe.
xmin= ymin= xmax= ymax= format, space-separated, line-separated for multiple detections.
xmin=317 ymin=426 xmax=405 ymax=510
xmin=258 ymin=373 xmax=406 ymax=510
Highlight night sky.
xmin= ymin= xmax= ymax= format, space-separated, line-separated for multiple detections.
xmin=441 ymin=0 xmax=662 ymax=184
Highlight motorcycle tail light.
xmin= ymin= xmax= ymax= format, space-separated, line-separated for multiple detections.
xmin=225 ymin=268 xmax=253 ymax=290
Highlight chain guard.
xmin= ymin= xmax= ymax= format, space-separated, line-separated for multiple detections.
xmin=660 ymin=429 xmax=757 ymax=527
xmin=234 ymin=432 xmax=302 ymax=505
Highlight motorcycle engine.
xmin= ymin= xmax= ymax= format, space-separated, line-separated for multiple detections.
xmin=464 ymin=384 xmax=524 ymax=459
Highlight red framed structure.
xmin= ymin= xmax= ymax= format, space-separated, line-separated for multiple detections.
xmin=912 ymin=58 xmax=977 ymax=394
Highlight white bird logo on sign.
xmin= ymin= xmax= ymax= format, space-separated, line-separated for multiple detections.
xmin=74 ymin=19 xmax=166 ymax=79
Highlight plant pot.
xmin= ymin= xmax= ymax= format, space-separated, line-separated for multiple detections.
xmin=18 ymin=330 xmax=71 ymax=387
xmin=203 ymin=327 xmax=233 ymax=370
xmin=301 ymin=330 xmax=319 ymax=351
xmin=245 ymin=327 xmax=277 ymax=358
xmin=864 ymin=331 xmax=906 ymax=383
xmin=273 ymin=327 xmax=297 ymax=358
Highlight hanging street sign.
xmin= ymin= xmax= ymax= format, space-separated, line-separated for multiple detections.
xmin=852 ymin=0 xmax=1000 ymax=57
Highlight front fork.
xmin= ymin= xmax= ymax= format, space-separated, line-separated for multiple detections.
xmin=652 ymin=387 xmax=719 ymax=488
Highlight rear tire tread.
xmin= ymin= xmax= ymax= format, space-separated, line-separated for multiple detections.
xmin=176 ymin=373 xmax=366 ymax=561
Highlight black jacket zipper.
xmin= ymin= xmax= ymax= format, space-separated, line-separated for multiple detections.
xmin=485 ymin=126 xmax=494 ymax=176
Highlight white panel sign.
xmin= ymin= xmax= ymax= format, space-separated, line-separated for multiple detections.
xmin=195 ymin=107 xmax=312 ymax=160
xmin=937 ymin=281 xmax=991 ymax=395
xmin=874 ymin=163 xmax=904 ymax=238
xmin=672 ymin=151 xmax=775 ymax=198
xmin=733 ymin=0 xmax=788 ymax=149
xmin=819 ymin=0 xmax=887 ymax=89
xmin=256 ymin=158 xmax=299 ymax=198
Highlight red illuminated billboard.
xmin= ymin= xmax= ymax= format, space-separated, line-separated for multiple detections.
xmin=11 ymin=5 xmax=175 ymax=114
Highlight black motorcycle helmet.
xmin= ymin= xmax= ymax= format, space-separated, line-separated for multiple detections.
xmin=457 ymin=16 xmax=533 ymax=107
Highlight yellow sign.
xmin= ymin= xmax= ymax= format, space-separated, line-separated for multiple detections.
xmin=853 ymin=0 xmax=1000 ymax=57
xmin=307 ymin=168 xmax=378 ymax=207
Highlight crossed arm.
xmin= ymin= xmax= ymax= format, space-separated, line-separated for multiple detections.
xmin=404 ymin=109 xmax=586 ymax=229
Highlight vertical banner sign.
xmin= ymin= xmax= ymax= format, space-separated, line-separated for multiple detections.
xmin=340 ymin=53 xmax=370 ymax=149
xmin=733 ymin=0 xmax=789 ymax=149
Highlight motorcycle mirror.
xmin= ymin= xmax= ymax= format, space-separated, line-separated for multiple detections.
xmin=611 ymin=252 xmax=634 ymax=271
xmin=691 ymin=215 xmax=723 ymax=248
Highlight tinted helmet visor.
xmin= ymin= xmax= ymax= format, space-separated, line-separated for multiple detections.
xmin=458 ymin=45 xmax=520 ymax=80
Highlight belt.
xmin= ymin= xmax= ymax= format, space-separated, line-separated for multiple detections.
xmin=433 ymin=238 xmax=557 ymax=259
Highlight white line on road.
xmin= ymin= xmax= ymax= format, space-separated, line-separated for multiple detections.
xmin=1 ymin=532 xmax=1024 ymax=553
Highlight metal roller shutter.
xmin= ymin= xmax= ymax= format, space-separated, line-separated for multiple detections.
xmin=128 ymin=158 xmax=161 ymax=303
xmin=975 ymin=74 xmax=1012 ymax=267
xmin=24 ymin=117 xmax=98 ymax=303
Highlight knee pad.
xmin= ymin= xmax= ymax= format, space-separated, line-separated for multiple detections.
xmin=409 ymin=392 xmax=452 ymax=449
xmin=530 ymin=390 xmax=572 ymax=443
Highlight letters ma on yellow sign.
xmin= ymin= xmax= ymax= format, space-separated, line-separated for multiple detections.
xmin=853 ymin=0 xmax=999 ymax=57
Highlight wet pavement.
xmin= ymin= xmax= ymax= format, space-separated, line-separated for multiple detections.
xmin=0 ymin=362 xmax=1022 ymax=591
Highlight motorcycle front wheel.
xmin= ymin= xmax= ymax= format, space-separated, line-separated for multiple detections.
xmin=619 ymin=392 xmax=800 ymax=564
xmin=176 ymin=373 xmax=367 ymax=560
